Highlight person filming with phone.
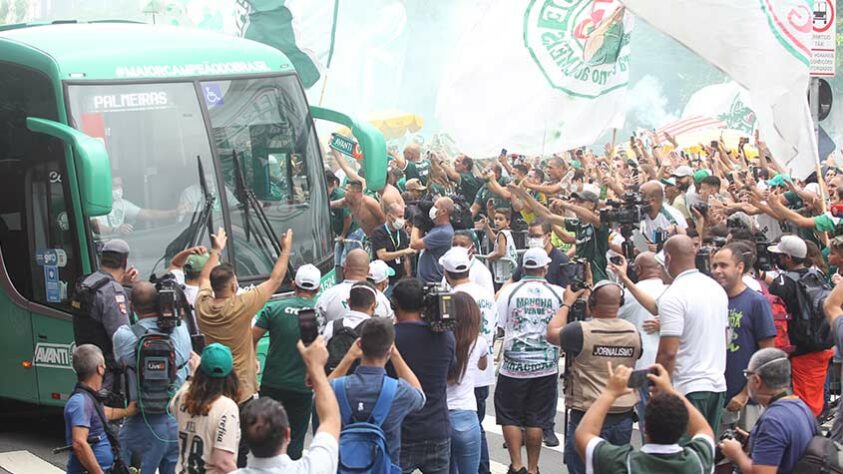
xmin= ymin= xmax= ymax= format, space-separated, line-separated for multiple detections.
xmin=546 ymin=281 xmax=642 ymax=474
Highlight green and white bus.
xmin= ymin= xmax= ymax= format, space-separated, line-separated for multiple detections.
xmin=0 ymin=21 xmax=386 ymax=406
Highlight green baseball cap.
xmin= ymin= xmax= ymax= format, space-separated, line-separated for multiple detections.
xmin=766 ymin=174 xmax=793 ymax=188
xmin=200 ymin=343 xmax=233 ymax=378
xmin=693 ymin=169 xmax=710 ymax=184
xmin=184 ymin=253 xmax=211 ymax=275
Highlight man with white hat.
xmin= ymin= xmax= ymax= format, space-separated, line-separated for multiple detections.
xmin=494 ymin=248 xmax=566 ymax=474
xmin=766 ymin=235 xmax=834 ymax=418
xmin=440 ymin=247 xmax=498 ymax=470
xmin=251 ymin=264 xmax=321 ymax=460
xmin=367 ymin=259 xmax=395 ymax=295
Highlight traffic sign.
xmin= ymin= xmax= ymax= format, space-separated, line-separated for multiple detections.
xmin=811 ymin=0 xmax=836 ymax=77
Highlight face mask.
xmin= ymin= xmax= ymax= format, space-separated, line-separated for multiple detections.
xmin=393 ymin=218 xmax=405 ymax=230
xmin=429 ymin=206 xmax=439 ymax=221
xmin=528 ymin=237 xmax=545 ymax=249
xmin=112 ymin=188 xmax=123 ymax=201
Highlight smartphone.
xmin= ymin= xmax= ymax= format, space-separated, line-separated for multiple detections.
xmin=627 ymin=367 xmax=657 ymax=388
xmin=610 ymin=255 xmax=623 ymax=265
xmin=500 ymin=148 xmax=508 ymax=157
xmin=725 ymin=173 xmax=734 ymax=185
xmin=710 ymin=140 xmax=719 ymax=148
xmin=298 ymin=308 xmax=319 ymax=345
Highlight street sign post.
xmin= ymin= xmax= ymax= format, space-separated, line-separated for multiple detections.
xmin=811 ymin=0 xmax=836 ymax=77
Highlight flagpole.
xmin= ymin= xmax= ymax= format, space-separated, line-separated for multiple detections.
xmin=610 ymin=129 xmax=617 ymax=158
xmin=318 ymin=72 xmax=330 ymax=107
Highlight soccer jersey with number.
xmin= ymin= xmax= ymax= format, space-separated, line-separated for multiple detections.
xmin=171 ymin=386 xmax=240 ymax=474
xmin=496 ymin=277 xmax=564 ymax=378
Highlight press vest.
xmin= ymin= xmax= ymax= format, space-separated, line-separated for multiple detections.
xmin=567 ymin=318 xmax=641 ymax=413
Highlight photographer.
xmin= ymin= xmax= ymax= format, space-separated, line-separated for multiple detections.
xmin=64 ymin=344 xmax=137 ymax=474
xmin=410 ymin=196 xmax=456 ymax=284
xmin=719 ymin=348 xmax=816 ymax=473
xmin=388 ymin=278 xmax=456 ymax=473
xmin=112 ymin=281 xmax=193 ymax=474
xmin=546 ymin=281 xmax=641 ymax=474
xmin=494 ymin=248 xmax=566 ymax=474
xmin=251 ymin=264 xmax=321 ymax=460
xmin=575 ymin=363 xmax=716 ymax=473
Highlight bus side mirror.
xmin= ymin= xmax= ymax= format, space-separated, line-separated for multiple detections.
xmin=310 ymin=106 xmax=387 ymax=192
xmin=26 ymin=117 xmax=112 ymax=217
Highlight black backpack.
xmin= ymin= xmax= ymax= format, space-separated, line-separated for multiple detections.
xmin=326 ymin=319 xmax=361 ymax=374
xmin=131 ymin=325 xmax=179 ymax=415
xmin=793 ymin=435 xmax=843 ymax=473
xmin=785 ymin=269 xmax=834 ymax=353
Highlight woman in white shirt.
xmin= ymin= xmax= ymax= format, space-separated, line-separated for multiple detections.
xmin=447 ymin=293 xmax=489 ymax=474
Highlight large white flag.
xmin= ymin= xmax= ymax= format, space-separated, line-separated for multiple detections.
xmin=435 ymin=0 xmax=633 ymax=157
xmin=620 ymin=0 xmax=817 ymax=179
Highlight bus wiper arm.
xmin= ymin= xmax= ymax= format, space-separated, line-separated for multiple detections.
xmin=160 ymin=156 xmax=217 ymax=264
xmin=232 ymin=150 xmax=282 ymax=259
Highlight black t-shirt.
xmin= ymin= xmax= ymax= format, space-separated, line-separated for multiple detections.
xmin=369 ymin=224 xmax=410 ymax=283
xmin=388 ymin=321 xmax=456 ymax=443
xmin=511 ymin=247 xmax=573 ymax=287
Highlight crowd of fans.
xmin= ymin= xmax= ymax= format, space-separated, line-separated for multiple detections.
xmin=64 ymin=130 xmax=843 ymax=474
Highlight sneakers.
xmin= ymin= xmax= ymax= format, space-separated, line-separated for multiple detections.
xmin=543 ymin=429 xmax=560 ymax=447
xmin=506 ymin=466 xmax=527 ymax=474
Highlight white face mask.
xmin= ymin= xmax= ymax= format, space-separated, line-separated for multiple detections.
xmin=429 ymin=206 xmax=439 ymax=221
xmin=393 ymin=218 xmax=406 ymax=230
xmin=112 ymin=188 xmax=123 ymax=201
xmin=528 ymin=237 xmax=546 ymax=249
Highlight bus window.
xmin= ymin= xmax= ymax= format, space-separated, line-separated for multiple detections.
xmin=0 ymin=63 xmax=80 ymax=306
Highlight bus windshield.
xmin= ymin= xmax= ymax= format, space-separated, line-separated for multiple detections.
xmin=67 ymin=76 xmax=331 ymax=281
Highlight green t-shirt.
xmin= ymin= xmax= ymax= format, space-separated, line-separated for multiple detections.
xmin=814 ymin=212 xmax=841 ymax=234
xmin=590 ymin=435 xmax=715 ymax=473
xmin=564 ymin=218 xmax=610 ymax=283
xmin=474 ymin=177 xmax=511 ymax=212
xmin=330 ymin=187 xmax=357 ymax=237
xmin=404 ymin=159 xmax=431 ymax=185
xmin=255 ymin=296 xmax=317 ymax=393
xmin=458 ymin=171 xmax=483 ymax=205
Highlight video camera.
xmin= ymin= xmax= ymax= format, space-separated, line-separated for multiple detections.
xmin=150 ymin=272 xmax=204 ymax=351
xmin=422 ymin=283 xmax=458 ymax=332
xmin=695 ymin=237 xmax=726 ymax=276
xmin=599 ymin=192 xmax=651 ymax=225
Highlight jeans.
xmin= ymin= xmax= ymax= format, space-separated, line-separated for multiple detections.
xmin=341 ymin=228 xmax=366 ymax=264
xmin=237 ymin=396 xmax=257 ymax=468
xmin=449 ymin=410 xmax=480 ymax=474
xmin=546 ymin=379 xmax=558 ymax=435
xmin=634 ymin=385 xmax=650 ymax=445
xmin=119 ymin=414 xmax=178 ymax=474
xmin=564 ymin=409 xmax=633 ymax=474
xmin=400 ymin=437 xmax=451 ymax=474
xmin=475 ymin=386 xmax=490 ymax=474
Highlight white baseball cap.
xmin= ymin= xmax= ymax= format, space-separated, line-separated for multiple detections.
xmin=671 ymin=165 xmax=694 ymax=178
xmin=768 ymin=235 xmax=807 ymax=259
xmin=439 ymin=247 xmax=471 ymax=273
xmin=523 ymin=248 xmax=552 ymax=269
xmin=295 ymin=264 xmax=321 ymax=290
xmin=368 ymin=260 xmax=395 ymax=284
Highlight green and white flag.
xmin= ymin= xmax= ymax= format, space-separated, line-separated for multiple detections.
xmin=620 ymin=0 xmax=817 ymax=179
xmin=435 ymin=0 xmax=633 ymax=157
xmin=239 ymin=0 xmax=339 ymax=88
xmin=683 ymin=82 xmax=758 ymax=136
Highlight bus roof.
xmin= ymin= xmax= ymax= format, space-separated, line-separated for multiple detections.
xmin=0 ymin=22 xmax=295 ymax=81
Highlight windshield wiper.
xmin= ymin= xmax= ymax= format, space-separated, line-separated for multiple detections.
xmin=232 ymin=150 xmax=282 ymax=261
xmin=160 ymin=156 xmax=216 ymax=264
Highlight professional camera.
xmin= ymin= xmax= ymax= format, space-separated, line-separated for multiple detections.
xmin=695 ymin=246 xmax=713 ymax=276
xmin=423 ymin=283 xmax=457 ymax=332
xmin=690 ymin=202 xmax=709 ymax=218
xmin=714 ymin=428 xmax=749 ymax=464
xmin=599 ymin=192 xmax=651 ymax=225
xmin=754 ymin=236 xmax=774 ymax=272
xmin=150 ymin=272 xmax=204 ymax=351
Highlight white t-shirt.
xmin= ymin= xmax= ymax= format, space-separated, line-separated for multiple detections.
xmin=657 ymin=269 xmax=729 ymax=395
xmin=171 ymin=268 xmax=201 ymax=306
xmin=315 ymin=280 xmax=393 ymax=327
xmin=470 ymin=258 xmax=495 ymax=295
xmin=234 ymin=432 xmax=338 ymax=474
xmin=640 ymin=204 xmax=688 ymax=243
xmin=452 ymin=281 xmax=497 ymax=387
xmin=447 ymin=337 xmax=489 ymax=411
xmin=619 ymin=278 xmax=668 ymax=370
xmin=171 ymin=385 xmax=241 ymax=474
xmin=322 ymin=310 xmax=371 ymax=341
xmin=93 ymin=198 xmax=141 ymax=231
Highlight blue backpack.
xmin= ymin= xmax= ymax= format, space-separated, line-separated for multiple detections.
xmin=332 ymin=376 xmax=401 ymax=474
